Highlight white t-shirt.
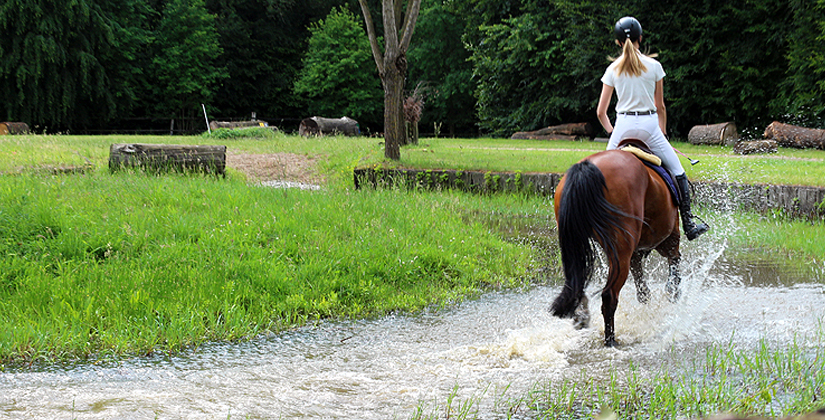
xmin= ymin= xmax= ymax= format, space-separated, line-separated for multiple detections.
xmin=601 ymin=54 xmax=665 ymax=114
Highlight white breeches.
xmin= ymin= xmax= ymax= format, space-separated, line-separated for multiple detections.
xmin=605 ymin=113 xmax=685 ymax=176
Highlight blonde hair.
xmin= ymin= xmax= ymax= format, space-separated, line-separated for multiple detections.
xmin=612 ymin=39 xmax=657 ymax=77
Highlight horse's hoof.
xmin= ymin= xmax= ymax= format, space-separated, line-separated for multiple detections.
xmin=636 ymin=290 xmax=650 ymax=304
xmin=666 ymin=283 xmax=681 ymax=302
xmin=604 ymin=338 xmax=617 ymax=347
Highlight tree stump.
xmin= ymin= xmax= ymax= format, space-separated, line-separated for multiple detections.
xmin=406 ymin=121 xmax=419 ymax=145
xmin=511 ymin=122 xmax=594 ymax=140
xmin=298 ymin=116 xmax=360 ymax=136
xmin=687 ymin=122 xmax=739 ymax=146
xmin=733 ymin=139 xmax=778 ymax=155
xmin=763 ymin=121 xmax=825 ymax=149
xmin=109 ymin=144 xmax=226 ymax=175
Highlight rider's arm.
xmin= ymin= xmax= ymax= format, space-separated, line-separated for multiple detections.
xmin=597 ymin=83 xmax=614 ymax=135
xmin=655 ymin=78 xmax=667 ymax=136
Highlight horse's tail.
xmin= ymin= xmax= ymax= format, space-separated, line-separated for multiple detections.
xmin=551 ymin=160 xmax=627 ymax=318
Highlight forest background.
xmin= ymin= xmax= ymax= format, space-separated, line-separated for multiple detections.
xmin=1 ymin=0 xmax=823 ymax=139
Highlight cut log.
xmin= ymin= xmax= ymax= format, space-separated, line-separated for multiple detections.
xmin=511 ymin=122 xmax=594 ymax=140
xmin=0 ymin=122 xmax=30 ymax=135
xmin=687 ymin=122 xmax=739 ymax=146
xmin=109 ymin=144 xmax=226 ymax=175
xmin=733 ymin=139 xmax=778 ymax=155
xmin=209 ymin=120 xmax=270 ymax=131
xmin=763 ymin=121 xmax=825 ymax=149
xmin=299 ymin=116 xmax=360 ymax=136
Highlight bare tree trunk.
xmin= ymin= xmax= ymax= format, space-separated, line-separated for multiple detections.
xmin=359 ymin=0 xmax=421 ymax=161
xmin=383 ymin=65 xmax=404 ymax=159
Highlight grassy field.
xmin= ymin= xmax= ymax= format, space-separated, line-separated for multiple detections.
xmin=1 ymin=130 xmax=824 ymax=418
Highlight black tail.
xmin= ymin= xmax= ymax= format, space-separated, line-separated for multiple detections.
xmin=551 ymin=160 xmax=628 ymax=318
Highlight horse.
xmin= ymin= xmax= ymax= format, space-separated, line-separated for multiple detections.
xmin=549 ymin=141 xmax=682 ymax=347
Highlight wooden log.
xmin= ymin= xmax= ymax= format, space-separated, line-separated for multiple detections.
xmin=687 ymin=122 xmax=739 ymax=146
xmin=511 ymin=122 xmax=594 ymax=140
xmin=109 ymin=144 xmax=226 ymax=175
xmin=510 ymin=133 xmax=578 ymax=141
xmin=733 ymin=139 xmax=778 ymax=155
xmin=298 ymin=116 xmax=360 ymax=136
xmin=763 ymin=121 xmax=825 ymax=149
xmin=208 ymin=120 xmax=269 ymax=131
xmin=0 ymin=122 xmax=30 ymax=135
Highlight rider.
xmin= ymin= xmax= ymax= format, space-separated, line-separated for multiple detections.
xmin=596 ymin=16 xmax=709 ymax=240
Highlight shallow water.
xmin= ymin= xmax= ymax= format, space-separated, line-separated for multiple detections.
xmin=1 ymin=216 xmax=824 ymax=419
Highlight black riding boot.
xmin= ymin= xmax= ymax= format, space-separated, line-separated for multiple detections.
xmin=675 ymin=174 xmax=709 ymax=240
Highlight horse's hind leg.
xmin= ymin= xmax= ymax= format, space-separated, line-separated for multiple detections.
xmin=631 ymin=250 xmax=651 ymax=304
xmin=602 ymin=250 xmax=633 ymax=347
xmin=572 ymin=295 xmax=590 ymax=329
xmin=657 ymin=233 xmax=682 ymax=302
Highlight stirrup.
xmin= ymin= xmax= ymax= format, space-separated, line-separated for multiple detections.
xmin=684 ymin=215 xmax=709 ymax=240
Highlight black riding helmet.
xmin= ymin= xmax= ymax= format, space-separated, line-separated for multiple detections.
xmin=614 ymin=16 xmax=642 ymax=43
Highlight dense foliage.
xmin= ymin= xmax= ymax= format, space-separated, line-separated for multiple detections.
xmin=293 ymin=6 xmax=383 ymax=130
xmin=0 ymin=0 xmax=823 ymax=136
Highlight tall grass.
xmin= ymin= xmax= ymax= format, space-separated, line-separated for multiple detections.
xmin=410 ymin=331 xmax=825 ymax=419
xmin=0 ymin=170 xmax=537 ymax=365
xmin=529 ymin=333 xmax=825 ymax=419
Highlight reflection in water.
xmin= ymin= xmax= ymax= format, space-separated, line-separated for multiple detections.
xmin=1 ymin=215 xmax=824 ymax=419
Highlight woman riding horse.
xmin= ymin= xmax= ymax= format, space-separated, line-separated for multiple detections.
xmin=596 ymin=16 xmax=708 ymax=240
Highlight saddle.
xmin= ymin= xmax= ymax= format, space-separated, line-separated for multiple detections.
xmin=617 ymin=139 xmax=680 ymax=205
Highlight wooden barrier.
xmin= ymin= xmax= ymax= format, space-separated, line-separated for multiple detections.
xmin=109 ymin=143 xmax=226 ymax=175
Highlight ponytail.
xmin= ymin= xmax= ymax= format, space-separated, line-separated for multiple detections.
xmin=615 ymin=39 xmax=647 ymax=77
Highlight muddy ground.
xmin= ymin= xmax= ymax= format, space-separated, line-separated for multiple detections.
xmin=226 ymin=151 xmax=322 ymax=185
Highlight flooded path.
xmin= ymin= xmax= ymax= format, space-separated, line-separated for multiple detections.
xmin=2 ymin=215 xmax=824 ymax=419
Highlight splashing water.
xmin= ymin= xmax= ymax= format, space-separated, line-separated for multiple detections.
xmin=1 ymin=211 xmax=823 ymax=419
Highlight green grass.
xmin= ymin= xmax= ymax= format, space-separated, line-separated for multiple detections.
xmin=411 ymin=331 xmax=825 ymax=419
xmin=4 ymin=132 xmax=825 ymax=187
xmin=392 ymin=138 xmax=825 ymax=187
xmin=536 ymin=336 xmax=825 ymax=419
xmin=0 ymin=170 xmax=538 ymax=365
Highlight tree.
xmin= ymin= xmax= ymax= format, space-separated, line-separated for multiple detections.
xmin=778 ymin=0 xmax=825 ymax=126
xmin=294 ymin=6 xmax=383 ymax=129
xmin=205 ymin=0 xmax=347 ymax=122
xmin=358 ymin=0 xmax=422 ymax=160
xmin=0 ymin=0 xmax=150 ymax=130
xmin=149 ymin=0 xmax=227 ymax=128
xmin=469 ymin=0 xmax=615 ymax=136
xmin=407 ymin=0 xmax=476 ymax=136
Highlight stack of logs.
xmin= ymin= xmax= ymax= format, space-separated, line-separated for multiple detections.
xmin=512 ymin=119 xmax=824 ymax=155
xmin=688 ymin=121 xmax=825 ymax=154
xmin=510 ymin=123 xmax=595 ymax=140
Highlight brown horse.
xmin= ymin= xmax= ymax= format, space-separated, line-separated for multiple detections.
xmin=550 ymin=145 xmax=682 ymax=347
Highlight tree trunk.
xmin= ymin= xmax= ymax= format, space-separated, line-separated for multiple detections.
xmin=0 ymin=122 xmax=30 ymax=135
xmin=109 ymin=143 xmax=226 ymax=175
xmin=406 ymin=121 xmax=419 ymax=144
xmin=358 ymin=0 xmax=421 ymax=161
xmin=298 ymin=116 xmax=359 ymax=136
xmin=764 ymin=121 xmax=825 ymax=149
xmin=210 ymin=120 xmax=269 ymax=131
xmin=687 ymin=122 xmax=739 ymax=146
xmin=511 ymin=122 xmax=594 ymax=140
xmin=381 ymin=62 xmax=405 ymax=160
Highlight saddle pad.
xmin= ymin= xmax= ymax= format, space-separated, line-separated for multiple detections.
xmin=621 ymin=145 xmax=662 ymax=166
xmin=641 ymin=160 xmax=680 ymax=206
